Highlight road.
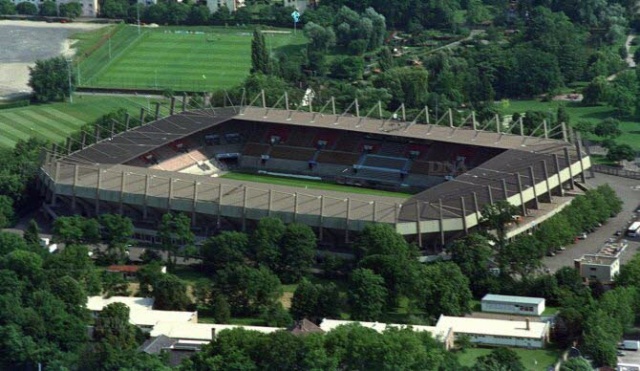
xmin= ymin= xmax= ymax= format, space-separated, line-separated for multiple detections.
xmin=542 ymin=173 xmax=640 ymax=273
xmin=607 ymin=33 xmax=636 ymax=81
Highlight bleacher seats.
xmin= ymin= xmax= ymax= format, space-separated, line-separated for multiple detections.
xmin=316 ymin=151 xmax=361 ymax=166
xmin=361 ymin=155 xmax=407 ymax=170
xmin=287 ymin=128 xmax=318 ymax=147
xmin=242 ymin=143 xmax=271 ymax=157
xmin=334 ymin=135 xmax=362 ymax=152
xmin=378 ymin=141 xmax=407 ymax=157
xmin=410 ymin=160 xmax=431 ymax=175
xmin=313 ymin=130 xmax=340 ymax=149
xmin=349 ymin=168 xmax=402 ymax=184
xmin=270 ymin=146 xmax=316 ymax=161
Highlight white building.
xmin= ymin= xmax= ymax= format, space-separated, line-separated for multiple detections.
xmin=481 ymin=294 xmax=546 ymax=316
xmin=87 ymin=296 xmax=197 ymax=331
xmin=436 ymin=315 xmax=550 ymax=349
xmin=11 ymin=0 xmax=99 ymax=17
xmin=151 ymin=321 xmax=282 ymax=341
xmin=574 ymin=242 xmax=626 ymax=284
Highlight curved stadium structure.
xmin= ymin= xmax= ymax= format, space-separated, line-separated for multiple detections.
xmin=38 ymin=97 xmax=592 ymax=248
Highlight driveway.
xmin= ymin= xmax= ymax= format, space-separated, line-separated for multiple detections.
xmin=542 ymin=173 xmax=640 ymax=273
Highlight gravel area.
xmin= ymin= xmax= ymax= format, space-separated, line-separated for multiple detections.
xmin=0 ymin=20 xmax=105 ymax=99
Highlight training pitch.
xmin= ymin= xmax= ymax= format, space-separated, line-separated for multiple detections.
xmin=79 ymin=26 xmax=307 ymax=92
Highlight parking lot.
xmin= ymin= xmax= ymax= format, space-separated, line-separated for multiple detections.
xmin=617 ymin=346 xmax=640 ymax=368
xmin=542 ymin=173 xmax=640 ymax=273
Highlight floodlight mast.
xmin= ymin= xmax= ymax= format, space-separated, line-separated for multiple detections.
xmin=137 ymin=4 xmax=141 ymax=35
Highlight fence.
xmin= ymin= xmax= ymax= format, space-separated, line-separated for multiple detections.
xmin=592 ymin=165 xmax=640 ymax=180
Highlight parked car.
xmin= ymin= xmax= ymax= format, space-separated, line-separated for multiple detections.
xmin=577 ymin=232 xmax=587 ymax=240
xmin=615 ymin=230 xmax=623 ymax=236
xmin=618 ymin=351 xmax=626 ymax=357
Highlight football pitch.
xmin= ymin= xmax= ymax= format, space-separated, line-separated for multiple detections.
xmin=77 ymin=25 xmax=307 ymax=92
xmin=221 ymin=172 xmax=412 ymax=198
xmin=0 ymin=95 xmax=168 ymax=149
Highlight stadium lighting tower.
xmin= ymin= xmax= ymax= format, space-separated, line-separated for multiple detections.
xmin=137 ymin=4 xmax=141 ymax=35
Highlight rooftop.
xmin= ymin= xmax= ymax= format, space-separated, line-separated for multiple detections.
xmin=150 ymin=321 xmax=283 ymax=341
xmin=436 ymin=315 xmax=548 ymax=339
xmin=106 ymin=265 xmax=141 ymax=273
xmin=579 ymin=254 xmax=618 ymax=265
xmin=481 ymin=294 xmax=545 ymax=306
xmin=319 ymin=319 xmax=451 ymax=341
xmin=129 ymin=310 xmax=197 ymax=327
xmin=87 ymin=296 xmax=154 ymax=312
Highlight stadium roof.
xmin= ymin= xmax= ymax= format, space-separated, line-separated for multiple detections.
xmin=64 ymin=107 xmax=238 ymax=165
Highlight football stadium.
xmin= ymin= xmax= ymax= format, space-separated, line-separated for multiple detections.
xmin=38 ymin=93 xmax=592 ymax=248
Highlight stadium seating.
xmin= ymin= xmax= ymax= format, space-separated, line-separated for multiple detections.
xmin=378 ymin=141 xmax=407 ymax=157
xmin=242 ymin=143 xmax=271 ymax=157
xmin=316 ymin=151 xmax=362 ymax=166
xmin=349 ymin=168 xmax=402 ymax=184
xmin=287 ymin=128 xmax=318 ymax=147
xmin=334 ymin=135 xmax=363 ymax=152
xmin=313 ymin=130 xmax=340 ymax=149
xmin=409 ymin=160 xmax=432 ymax=175
xmin=361 ymin=155 xmax=407 ymax=170
xmin=270 ymin=146 xmax=317 ymax=161
xmin=152 ymin=152 xmax=198 ymax=172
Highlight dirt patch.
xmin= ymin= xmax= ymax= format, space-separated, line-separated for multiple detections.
xmin=280 ymin=292 xmax=293 ymax=309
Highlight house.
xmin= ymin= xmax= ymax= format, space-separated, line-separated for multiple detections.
xmin=318 ymin=319 xmax=455 ymax=350
xmin=139 ymin=334 xmax=202 ymax=367
xmin=436 ymin=315 xmax=550 ymax=349
xmin=106 ymin=265 xmax=141 ymax=280
xmin=289 ymin=319 xmax=324 ymax=336
xmin=205 ymin=0 xmax=245 ymax=14
xmin=150 ymin=321 xmax=283 ymax=342
xmin=481 ymin=294 xmax=546 ymax=316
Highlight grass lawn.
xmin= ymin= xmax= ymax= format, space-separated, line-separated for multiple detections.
xmin=78 ymin=25 xmax=307 ymax=92
xmin=221 ymin=172 xmax=412 ymax=198
xmin=541 ymin=306 xmax=559 ymax=316
xmin=0 ymin=95 xmax=165 ymax=149
xmin=457 ymin=347 xmax=560 ymax=370
xmin=498 ymin=99 xmax=640 ymax=150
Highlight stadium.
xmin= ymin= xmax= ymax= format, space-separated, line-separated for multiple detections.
xmin=38 ymin=93 xmax=592 ymax=249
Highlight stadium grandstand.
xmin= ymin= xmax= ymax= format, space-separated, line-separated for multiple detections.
xmin=38 ymin=93 xmax=592 ymax=248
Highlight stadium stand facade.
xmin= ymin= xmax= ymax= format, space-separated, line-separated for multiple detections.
xmin=38 ymin=98 xmax=592 ymax=248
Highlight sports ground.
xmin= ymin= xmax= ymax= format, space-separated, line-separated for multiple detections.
xmin=75 ymin=25 xmax=307 ymax=92
xmin=0 ymin=96 xmax=166 ymax=149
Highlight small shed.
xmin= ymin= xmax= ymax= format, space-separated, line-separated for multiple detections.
xmin=481 ymin=294 xmax=545 ymax=316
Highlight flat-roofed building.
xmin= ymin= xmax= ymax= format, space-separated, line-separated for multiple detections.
xmin=150 ymin=321 xmax=283 ymax=341
xmin=436 ymin=315 xmax=549 ymax=349
xmin=319 ymin=319 xmax=455 ymax=350
xmin=87 ymin=296 xmax=154 ymax=314
xmin=481 ymin=294 xmax=545 ymax=316
xmin=575 ymin=254 xmax=620 ymax=283
xmin=131 ymin=310 xmax=198 ymax=331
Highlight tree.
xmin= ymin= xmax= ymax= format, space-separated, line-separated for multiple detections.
xmin=136 ymin=261 xmax=163 ymax=297
xmin=202 ymin=231 xmax=249 ymax=272
xmin=252 ymin=217 xmax=285 ymax=271
xmin=290 ymin=279 xmax=342 ymax=322
xmin=187 ymin=4 xmax=210 ymax=25
xmin=260 ymin=302 xmax=293 ymax=327
xmin=0 ymin=195 xmax=14 ymax=228
xmin=330 ymin=56 xmax=365 ymax=80
xmin=354 ymin=224 xmax=411 ymax=259
xmin=481 ymin=200 xmax=517 ymax=257
xmin=213 ymin=265 xmax=282 ymax=316
xmin=348 ymin=268 xmax=387 ymax=321
xmin=277 ymin=223 xmax=316 ymax=283
xmin=23 ymin=219 xmax=40 ymax=246
xmin=59 ymin=2 xmax=81 ymax=18
xmin=50 ymin=275 xmax=87 ymax=318
xmin=251 ymin=29 xmax=270 ymax=74
xmin=475 ymin=347 xmax=525 ymax=371
xmin=447 ymin=233 xmax=496 ymax=296
xmin=606 ymin=143 xmax=636 ymax=164
xmin=44 ymin=244 xmax=101 ymax=295
xmin=501 ymin=235 xmax=546 ymax=277
xmin=99 ymin=214 xmax=133 ymax=260
xmin=582 ymin=76 xmax=610 ymax=106
xmin=157 ymin=212 xmax=194 ymax=267
xmin=560 ymin=357 xmax=592 ymax=371
xmin=415 ymin=262 xmax=472 ymax=318
xmin=210 ymin=293 xmax=231 ymax=323
xmin=16 ymin=2 xmax=36 ymax=15
xmin=39 ymin=0 xmax=57 ymax=16
xmin=594 ymin=118 xmax=622 ymax=138
xmin=0 ymin=0 xmax=16 ymax=15
xmin=152 ymin=273 xmax=191 ymax=311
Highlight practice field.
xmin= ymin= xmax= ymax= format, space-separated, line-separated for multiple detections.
xmin=221 ymin=172 xmax=412 ymax=198
xmin=77 ymin=25 xmax=307 ymax=92
xmin=0 ymin=95 xmax=167 ymax=149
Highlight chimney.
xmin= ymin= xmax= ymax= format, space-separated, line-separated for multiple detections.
xmin=525 ymin=318 xmax=530 ymax=331
xmin=211 ymin=327 xmax=216 ymax=340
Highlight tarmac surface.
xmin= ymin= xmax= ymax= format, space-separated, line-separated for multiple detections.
xmin=542 ymin=172 xmax=640 ymax=273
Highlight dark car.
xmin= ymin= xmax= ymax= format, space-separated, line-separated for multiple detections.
xmin=615 ymin=230 xmax=623 ymax=236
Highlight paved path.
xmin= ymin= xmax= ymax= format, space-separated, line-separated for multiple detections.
xmin=542 ymin=173 xmax=640 ymax=273
xmin=607 ymin=33 xmax=636 ymax=81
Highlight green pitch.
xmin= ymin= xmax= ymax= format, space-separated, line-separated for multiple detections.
xmin=221 ymin=172 xmax=412 ymax=198
xmin=77 ymin=25 xmax=307 ymax=92
xmin=0 ymin=96 xmax=167 ymax=149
